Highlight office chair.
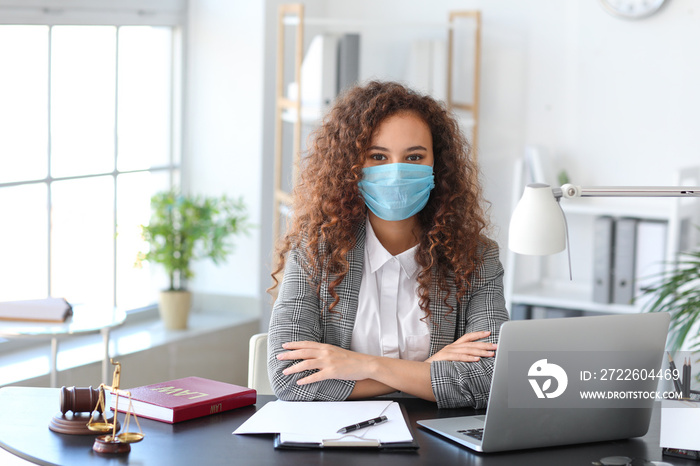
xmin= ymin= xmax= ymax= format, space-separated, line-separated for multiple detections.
xmin=248 ymin=333 xmax=274 ymax=395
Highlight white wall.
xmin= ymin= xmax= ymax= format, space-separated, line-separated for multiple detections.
xmin=184 ymin=0 xmax=265 ymax=298
xmin=554 ymin=0 xmax=700 ymax=186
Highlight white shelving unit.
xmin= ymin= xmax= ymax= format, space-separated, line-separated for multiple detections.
xmin=504 ymin=160 xmax=700 ymax=318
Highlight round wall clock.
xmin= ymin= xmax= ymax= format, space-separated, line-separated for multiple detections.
xmin=600 ymin=0 xmax=668 ymax=19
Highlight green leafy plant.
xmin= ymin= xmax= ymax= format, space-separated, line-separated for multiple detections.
xmin=644 ymin=248 xmax=700 ymax=350
xmin=136 ymin=189 xmax=251 ymax=291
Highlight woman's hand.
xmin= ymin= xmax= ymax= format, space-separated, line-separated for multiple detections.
xmin=425 ymin=330 xmax=496 ymax=363
xmin=277 ymin=341 xmax=373 ymax=385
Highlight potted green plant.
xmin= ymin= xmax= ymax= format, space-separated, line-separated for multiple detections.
xmin=644 ymin=248 xmax=700 ymax=350
xmin=137 ymin=189 xmax=250 ymax=329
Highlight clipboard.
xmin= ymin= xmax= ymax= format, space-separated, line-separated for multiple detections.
xmin=234 ymin=400 xmax=419 ymax=451
xmin=272 ymin=404 xmax=419 ymax=451
xmin=273 ymin=435 xmax=419 ymax=450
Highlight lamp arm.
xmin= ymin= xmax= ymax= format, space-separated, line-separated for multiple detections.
xmin=561 ymin=184 xmax=700 ymax=199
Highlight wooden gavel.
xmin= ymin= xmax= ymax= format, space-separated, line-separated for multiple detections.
xmin=60 ymin=386 xmax=103 ymax=415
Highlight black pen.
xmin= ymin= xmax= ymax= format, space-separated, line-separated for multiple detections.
xmin=668 ymin=352 xmax=683 ymax=395
xmin=337 ymin=415 xmax=388 ymax=434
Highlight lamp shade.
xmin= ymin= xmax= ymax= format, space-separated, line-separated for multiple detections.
xmin=509 ymin=183 xmax=567 ymax=255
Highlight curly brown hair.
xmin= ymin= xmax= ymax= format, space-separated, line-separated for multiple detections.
xmin=270 ymin=80 xmax=490 ymax=319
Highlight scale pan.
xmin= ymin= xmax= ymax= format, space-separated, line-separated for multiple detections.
xmin=117 ymin=432 xmax=144 ymax=443
xmin=87 ymin=422 xmax=115 ymax=433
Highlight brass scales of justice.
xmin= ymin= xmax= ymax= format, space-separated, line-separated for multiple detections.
xmin=49 ymin=359 xmax=144 ymax=454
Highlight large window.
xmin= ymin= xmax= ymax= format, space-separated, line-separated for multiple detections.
xmin=0 ymin=24 xmax=179 ymax=310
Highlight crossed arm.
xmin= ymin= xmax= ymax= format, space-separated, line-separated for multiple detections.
xmin=268 ymin=241 xmax=508 ymax=407
xmin=276 ymin=330 xmax=497 ymax=401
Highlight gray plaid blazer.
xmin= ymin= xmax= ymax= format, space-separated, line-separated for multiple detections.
xmin=267 ymin=222 xmax=509 ymax=409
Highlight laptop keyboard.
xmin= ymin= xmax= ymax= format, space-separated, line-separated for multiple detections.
xmin=457 ymin=428 xmax=484 ymax=440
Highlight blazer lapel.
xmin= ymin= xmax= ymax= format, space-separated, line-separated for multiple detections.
xmin=320 ymin=222 xmax=366 ymax=349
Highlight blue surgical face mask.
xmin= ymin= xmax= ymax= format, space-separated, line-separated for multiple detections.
xmin=358 ymin=163 xmax=435 ymax=221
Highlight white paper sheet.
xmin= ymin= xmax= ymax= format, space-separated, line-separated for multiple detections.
xmin=233 ymin=400 xmax=413 ymax=444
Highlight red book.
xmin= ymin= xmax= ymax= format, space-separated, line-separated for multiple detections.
xmin=110 ymin=376 xmax=256 ymax=424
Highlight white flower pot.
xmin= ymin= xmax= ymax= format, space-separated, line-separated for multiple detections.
xmin=158 ymin=290 xmax=192 ymax=330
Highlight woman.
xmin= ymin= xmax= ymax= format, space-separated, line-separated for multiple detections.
xmin=267 ymin=80 xmax=508 ymax=409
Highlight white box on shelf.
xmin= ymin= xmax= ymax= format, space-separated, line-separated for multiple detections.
xmin=660 ymin=399 xmax=700 ymax=451
xmin=634 ymin=220 xmax=667 ymax=308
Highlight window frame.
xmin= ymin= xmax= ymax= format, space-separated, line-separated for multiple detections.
xmin=0 ymin=5 xmax=184 ymax=314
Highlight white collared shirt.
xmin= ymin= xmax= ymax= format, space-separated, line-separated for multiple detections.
xmin=350 ymin=219 xmax=431 ymax=361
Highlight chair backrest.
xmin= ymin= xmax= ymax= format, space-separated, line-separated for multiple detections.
xmin=248 ymin=332 xmax=273 ymax=395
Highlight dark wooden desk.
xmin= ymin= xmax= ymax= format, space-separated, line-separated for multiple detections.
xmin=0 ymin=387 xmax=696 ymax=466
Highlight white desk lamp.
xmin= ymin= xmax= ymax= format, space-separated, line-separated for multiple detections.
xmin=509 ymin=183 xmax=700 ymax=264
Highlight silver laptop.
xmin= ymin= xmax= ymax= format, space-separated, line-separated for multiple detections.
xmin=417 ymin=312 xmax=670 ymax=453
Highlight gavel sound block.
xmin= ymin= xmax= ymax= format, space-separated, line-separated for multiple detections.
xmin=48 ymin=386 xmax=120 ymax=435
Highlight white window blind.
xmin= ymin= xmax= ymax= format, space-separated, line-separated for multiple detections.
xmin=0 ymin=0 xmax=185 ymax=26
